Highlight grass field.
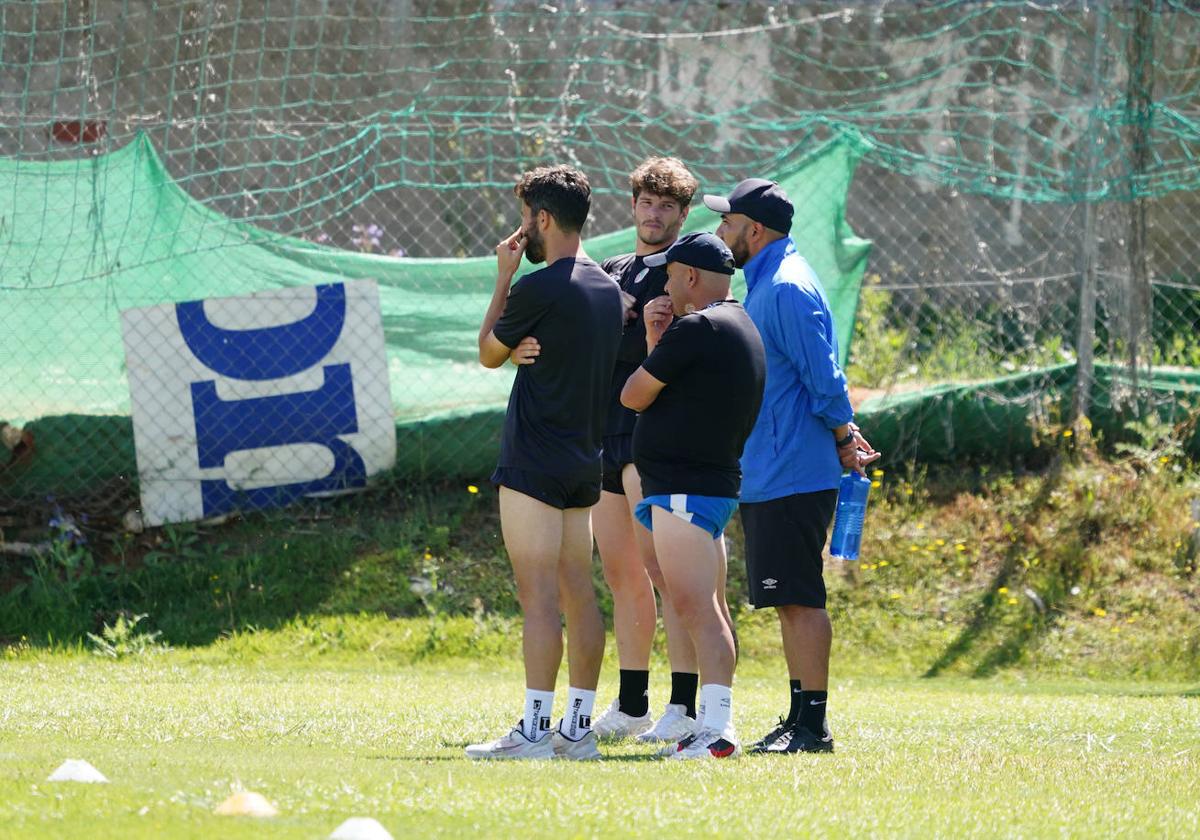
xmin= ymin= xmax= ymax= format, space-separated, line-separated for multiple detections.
xmin=2 ymin=619 xmax=1198 ymax=839
xmin=2 ymin=449 xmax=1198 ymax=837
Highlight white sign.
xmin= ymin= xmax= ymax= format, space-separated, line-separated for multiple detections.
xmin=121 ymin=280 xmax=395 ymax=526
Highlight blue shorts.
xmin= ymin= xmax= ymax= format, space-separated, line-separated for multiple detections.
xmin=634 ymin=494 xmax=738 ymax=539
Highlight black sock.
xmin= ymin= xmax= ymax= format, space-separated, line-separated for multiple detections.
xmin=618 ymin=669 xmax=649 ymax=717
xmin=799 ymin=690 xmax=828 ymax=735
xmin=785 ymin=679 xmax=804 ymax=726
xmin=669 ymin=671 xmax=698 ymax=719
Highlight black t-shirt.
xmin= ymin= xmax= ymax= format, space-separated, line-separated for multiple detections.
xmin=493 ymin=256 xmax=624 ymax=481
xmin=633 ymin=301 xmax=766 ymax=498
xmin=600 ymin=250 xmax=669 ymax=439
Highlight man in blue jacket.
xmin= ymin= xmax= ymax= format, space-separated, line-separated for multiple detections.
xmin=706 ymin=179 xmax=879 ymax=754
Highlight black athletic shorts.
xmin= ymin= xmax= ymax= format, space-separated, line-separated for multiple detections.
xmin=491 ymin=466 xmax=601 ymax=510
xmin=600 ymin=434 xmax=634 ymax=495
xmin=740 ymin=489 xmax=838 ymax=609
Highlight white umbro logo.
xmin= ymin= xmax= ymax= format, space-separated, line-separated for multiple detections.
xmin=762 ymin=578 xmax=778 ymax=589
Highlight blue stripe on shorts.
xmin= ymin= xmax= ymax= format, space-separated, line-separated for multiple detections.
xmin=634 ymin=493 xmax=739 ymax=539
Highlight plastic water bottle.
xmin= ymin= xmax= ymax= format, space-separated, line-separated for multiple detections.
xmin=829 ymin=472 xmax=871 ymax=562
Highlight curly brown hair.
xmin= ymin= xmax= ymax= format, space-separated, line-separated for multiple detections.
xmin=630 ymin=157 xmax=698 ymax=207
xmin=514 ymin=165 xmax=591 ymax=233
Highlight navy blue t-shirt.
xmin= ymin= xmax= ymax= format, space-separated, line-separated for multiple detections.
xmin=492 ymin=256 xmax=624 ymax=481
xmin=633 ymin=301 xmax=766 ymax=498
xmin=600 ymin=250 xmax=669 ymax=440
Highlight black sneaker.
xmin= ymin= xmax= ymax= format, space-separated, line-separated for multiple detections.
xmin=747 ymin=716 xmax=791 ymax=754
xmin=764 ymin=721 xmax=834 ymax=754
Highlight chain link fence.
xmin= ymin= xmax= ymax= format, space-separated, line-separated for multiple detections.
xmin=2 ymin=1 xmax=1199 ymax=523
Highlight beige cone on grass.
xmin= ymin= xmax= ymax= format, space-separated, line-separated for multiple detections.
xmin=214 ymin=791 xmax=279 ymax=817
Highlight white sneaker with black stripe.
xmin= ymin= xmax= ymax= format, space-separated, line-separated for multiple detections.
xmin=551 ymin=723 xmax=602 ymax=760
xmin=464 ymin=721 xmax=555 ymax=760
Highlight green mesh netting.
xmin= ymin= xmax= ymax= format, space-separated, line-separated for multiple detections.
xmin=0 ymin=131 xmax=867 ymax=497
xmin=2 ymin=1 xmax=1200 ymax=507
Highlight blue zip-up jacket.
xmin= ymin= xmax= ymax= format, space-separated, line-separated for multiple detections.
xmin=739 ymin=237 xmax=854 ymax=503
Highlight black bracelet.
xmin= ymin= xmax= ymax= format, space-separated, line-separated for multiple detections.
xmin=835 ymin=430 xmax=856 ymax=448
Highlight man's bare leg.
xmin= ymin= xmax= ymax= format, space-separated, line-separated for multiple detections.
xmin=499 ymin=487 xmax=565 ymax=691
xmin=559 ymin=505 xmax=605 ymax=691
xmin=593 ymin=489 xmax=656 ymax=670
xmin=624 ymin=465 xmax=699 ymax=674
xmin=777 ymin=605 xmax=831 ymax=691
xmin=649 ymin=508 xmax=735 ymax=687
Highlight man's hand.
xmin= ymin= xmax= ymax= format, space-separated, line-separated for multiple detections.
xmin=495 ymin=227 xmax=527 ymax=283
xmin=509 ymin=335 xmax=541 ymax=366
xmin=643 ymin=295 xmax=674 ymax=351
xmin=620 ymin=290 xmax=638 ymax=323
xmin=836 ymin=424 xmax=881 ymax=475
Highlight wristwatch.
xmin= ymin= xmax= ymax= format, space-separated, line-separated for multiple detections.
xmin=835 ymin=429 xmax=856 ymax=448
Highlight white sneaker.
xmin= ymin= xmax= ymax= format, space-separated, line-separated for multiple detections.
xmin=590 ymin=698 xmax=652 ymax=741
xmin=657 ymin=730 xmax=699 ymax=758
xmin=551 ymin=725 xmax=602 ymax=760
xmin=671 ymin=727 xmax=740 ymax=761
xmin=465 ymin=722 xmax=555 ymax=760
xmin=636 ymin=703 xmax=698 ymax=744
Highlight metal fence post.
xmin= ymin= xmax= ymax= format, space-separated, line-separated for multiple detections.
xmin=1071 ymin=2 xmax=1110 ymax=426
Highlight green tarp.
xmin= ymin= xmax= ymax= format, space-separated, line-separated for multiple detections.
xmin=857 ymin=362 xmax=1200 ymax=462
xmin=1 ymin=133 xmax=871 ymax=497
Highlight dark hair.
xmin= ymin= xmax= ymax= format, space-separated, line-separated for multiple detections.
xmin=630 ymin=157 xmax=698 ymax=206
xmin=514 ymin=165 xmax=591 ymax=233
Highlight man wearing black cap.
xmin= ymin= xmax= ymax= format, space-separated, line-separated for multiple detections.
xmin=706 ymin=179 xmax=880 ymax=754
xmin=621 ymin=232 xmax=766 ymax=759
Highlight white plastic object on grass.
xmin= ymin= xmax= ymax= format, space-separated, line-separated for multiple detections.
xmin=47 ymin=759 xmax=108 ymax=783
xmin=213 ymin=791 xmax=279 ymax=817
xmin=329 ymin=817 xmax=395 ymax=840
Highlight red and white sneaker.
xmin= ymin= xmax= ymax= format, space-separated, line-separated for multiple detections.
xmin=671 ymin=727 xmax=740 ymax=760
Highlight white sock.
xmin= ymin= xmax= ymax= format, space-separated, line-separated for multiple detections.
xmin=696 ymin=699 xmax=706 ymax=729
xmin=562 ymin=686 xmax=597 ymax=739
xmin=523 ymin=689 xmax=555 ymax=740
xmin=699 ymin=684 xmax=732 ymax=735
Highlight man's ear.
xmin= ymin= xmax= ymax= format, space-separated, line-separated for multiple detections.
xmin=537 ymin=208 xmax=553 ymax=232
xmin=679 ymin=204 xmax=691 ymax=223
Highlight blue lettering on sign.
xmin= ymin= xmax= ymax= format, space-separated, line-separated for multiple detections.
xmin=178 ymin=283 xmax=368 ymax=518
xmin=177 ymin=283 xmax=346 ymax=381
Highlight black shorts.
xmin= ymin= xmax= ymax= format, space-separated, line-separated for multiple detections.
xmin=600 ymin=434 xmax=634 ymax=495
xmin=491 ymin=466 xmax=601 ymax=510
xmin=740 ymin=489 xmax=838 ymax=609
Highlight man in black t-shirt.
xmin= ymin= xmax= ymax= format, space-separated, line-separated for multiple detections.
xmin=622 ymin=232 xmax=766 ymax=760
xmin=507 ymin=159 xmax=719 ymax=743
xmin=589 ymin=159 xmax=719 ymax=744
xmin=467 ymin=165 xmax=623 ymax=761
